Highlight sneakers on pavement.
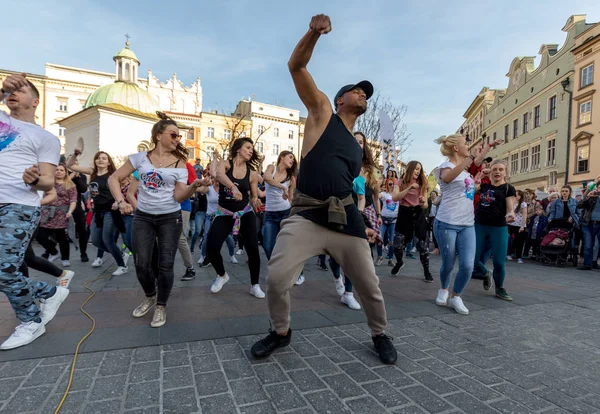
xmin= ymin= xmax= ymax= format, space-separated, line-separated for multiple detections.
xmin=0 ymin=322 xmax=46 ymax=350
xmin=506 ymin=255 xmax=513 ymax=261
xmin=517 ymin=258 xmax=523 ymax=264
xmin=48 ymin=253 xmax=60 ymax=263
xmin=375 ymin=256 xmax=383 ymax=266
xmin=435 ymin=289 xmax=449 ymax=306
xmin=387 ymin=259 xmax=394 ymax=266
xmin=181 ymin=268 xmax=196 ymax=281
xmin=197 ymin=255 xmax=205 ymax=264
xmin=341 ymin=293 xmax=361 ymax=310
xmin=333 ymin=276 xmax=345 ymax=296
xmin=483 ymin=270 xmax=493 ymax=291
xmin=295 ymin=274 xmax=305 ymax=286
xmin=236 ymin=249 xmax=244 ymax=255
xmin=211 ymin=274 xmax=230 ymax=293
xmin=423 ymin=272 xmax=434 ymax=283
xmin=133 ymin=296 xmax=157 ymax=317
xmin=112 ymin=266 xmax=128 ymax=276
xmin=91 ymin=258 xmax=103 ymax=268
xmin=449 ymin=296 xmax=469 ymax=315
xmin=230 ymin=255 xmax=239 ymax=264
xmin=61 ymin=260 xmax=71 ymax=267
xmin=391 ymin=261 xmax=404 ymax=276
xmin=199 ymin=258 xmax=211 ymax=268
xmin=80 ymin=253 xmax=89 ymax=263
xmin=372 ymin=333 xmax=397 ymax=365
xmin=122 ymin=252 xmax=131 ymax=266
xmin=56 ymin=270 xmax=75 ymax=289
xmin=251 ymin=329 xmax=292 ymax=358
xmin=40 ymin=287 xmax=69 ymax=325
xmin=250 ymin=284 xmax=265 ymax=299
xmin=495 ymin=288 xmax=513 ymax=301
xmin=150 ymin=306 xmax=166 ymax=328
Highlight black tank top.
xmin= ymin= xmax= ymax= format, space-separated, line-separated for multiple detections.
xmin=89 ymin=173 xmax=113 ymax=211
xmin=218 ymin=161 xmax=250 ymax=212
xmin=296 ymin=114 xmax=365 ymax=239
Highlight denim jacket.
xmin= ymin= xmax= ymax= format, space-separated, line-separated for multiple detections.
xmin=577 ymin=196 xmax=599 ymax=226
xmin=548 ymin=198 xmax=580 ymax=227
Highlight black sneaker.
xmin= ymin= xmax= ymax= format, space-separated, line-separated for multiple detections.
xmin=391 ymin=261 xmax=404 ymax=276
xmin=41 ymin=252 xmax=50 ymax=259
xmin=423 ymin=272 xmax=433 ymax=283
xmin=495 ymin=288 xmax=513 ymax=301
xmin=372 ymin=334 xmax=397 ymax=365
xmin=80 ymin=253 xmax=89 ymax=263
xmin=181 ymin=268 xmax=196 ymax=281
xmin=199 ymin=258 xmax=211 ymax=268
xmin=593 ymin=263 xmax=600 ymax=270
xmin=251 ymin=329 xmax=292 ymax=358
xmin=578 ymin=266 xmax=592 ymax=271
xmin=483 ymin=270 xmax=492 ymax=291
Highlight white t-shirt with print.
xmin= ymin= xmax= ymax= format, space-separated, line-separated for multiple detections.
xmin=380 ymin=191 xmax=399 ymax=218
xmin=509 ymin=201 xmax=528 ymax=227
xmin=129 ymin=152 xmax=188 ymax=215
xmin=0 ymin=111 xmax=60 ymax=206
xmin=434 ymin=161 xmax=476 ymax=226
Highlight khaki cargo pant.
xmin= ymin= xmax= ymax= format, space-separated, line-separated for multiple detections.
xmin=267 ymin=214 xmax=387 ymax=336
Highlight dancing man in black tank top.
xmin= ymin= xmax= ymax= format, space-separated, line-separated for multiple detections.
xmin=251 ymin=14 xmax=397 ymax=365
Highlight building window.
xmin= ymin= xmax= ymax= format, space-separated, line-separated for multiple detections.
xmin=549 ymin=171 xmax=558 ymax=186
xmin=224 ymin=129 xmax=231 ymax=140
xmin=239 ymin=132 xmax=246 ymax=138
xmin=492 ymin=132 xmax=497 ymax=144
xmin=58 ymin=127 xmax=66 ymax=137
xmin=577 ymin=144 xmax=589 ymax=173
xmin=187 ymin=147 xmax=195 ymax=160
xmin=288 ymin=129 xmax=294 ymax=139
xmin=257 ymin=125 xmax=265 ymax=135
xmin=546 ymin=137 xmax=556 ymax=166
xmin=513 ymin=119 xmax=519 ymax=139
xmin=581 ymin=64 xmax=594 ymax=88
xmin=579 ymin=100 xmax=592 ymax=125
xmin=534 ymin=105 xmax=540 ymax=128
xmin=256 ymin=142 xmax=264 ymax=154
xmin=510 ymin=153 xmax=519 ymax=176
xmin=288 ymin=146 xmax=294 ymax=153
xmin=58 ymin=99 xmax=68 ymax=112
xmin=79 ymin=100 xmax=86 ymax=109
xmin=522 ymin=113 xmax=529 ymax=134
xmin=206 ymin=145 xmax=215 ymax=155
xmin=504 ymin=124 xmax=509 ymax=143
xmin=207 ymin=127 xmax=214 ymax=138
xmin=273 ymin=144 xmax=279 ymax=155
xmin=274 ymin=127 xmax=279 ymax=138
xmin=548 ymin=95 xmax=557 ymax=120
xmin=531 ymin=144 xmax=540 ymax=170
xmin=520 ymin=149 xmax=529 ymax=173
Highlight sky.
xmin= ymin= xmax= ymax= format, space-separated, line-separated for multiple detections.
xmin=6 ymin=0 xmax=600 ymax=173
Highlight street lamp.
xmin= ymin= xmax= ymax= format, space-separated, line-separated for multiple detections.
xmin=561 ymin=77 xmax=573 ymax=186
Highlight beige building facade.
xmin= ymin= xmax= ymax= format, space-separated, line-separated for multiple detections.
xmin=464 ymin=87 xmax=502 ymax=147
xmin=568 ymin=22 xmax=600 ymax=188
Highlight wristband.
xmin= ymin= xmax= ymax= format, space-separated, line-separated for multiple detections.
xmin=117 ymin=200 xmax=124 ymax=205
xmin=469 ymin=155 xmax=476 ymax=161
xmin=27 ymin=178 xmax=40 ymax=187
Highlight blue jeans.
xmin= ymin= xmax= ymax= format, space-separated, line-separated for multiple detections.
xmin=122 ymin=215 xmax=133 ymax=253
xmin=433 ymin=220 xmax=475 ymax=295
xmin=378 ymin=218 xmax=395 ymax=259
xmin=262 ymin=209 xmax=290 ymax=260
xmin=474 ymin=224 xmax=509 ymax=289
xmin=582 ymin=223 xmax=600 ymax=267
xmin=190 ymin=211 xmax=206 ymax=252
xmin=329 ymin=257 xmax=352 ymax=293
xmin=91 ymin=211 xmax=125 ymax=267
xmin=201 ymin=214 xmax=234 ymax=258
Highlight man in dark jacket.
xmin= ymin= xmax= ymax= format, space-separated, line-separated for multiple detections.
xmin=577 ymin=177 xmax=600 ymax=270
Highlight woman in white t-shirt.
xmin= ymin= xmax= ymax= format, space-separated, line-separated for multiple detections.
xmin=378 ymin=180 xmax=398 ymax=266
xmin=433 ymin=133 xmax=493 ymax=316
xmin=508 ymin=190 xmax=528 ymax=264
xmin=109 ymin=112 xmax=209 ymax=328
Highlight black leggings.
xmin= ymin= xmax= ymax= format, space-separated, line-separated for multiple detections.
xmin=36 ymin=227 xmax=70 ymax=260
xmin=508 ymin=226 xmax=527 ymax=259
xmin=20 ymin=243 xmax=63 ymax=278
xmin=207 ymin=213 xmax=260 ymax=284
xmin=394 ymin=205 xmax=430 ymax=272
xmin=72 ymin=205 xmax=89 ymax=255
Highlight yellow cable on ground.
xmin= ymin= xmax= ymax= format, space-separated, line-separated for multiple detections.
xmin=54 ymin=273 xmax=111 ymax=414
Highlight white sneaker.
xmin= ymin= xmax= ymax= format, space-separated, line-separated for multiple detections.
xmin=197 ymin=255 xmax=205 ymax=264
xmin=517 ymin=259 xmax=523 ymax=264
xmin=333 ymin=276 xmax=345 ymax=296
xmin=92 ymin=258 xmax=103 ymax=268
xmin=236 ymin=249 xmax=244 ymax=255
xmin=0 ymin=322 xmax=46 ymax=350
xmin=40 ymin=287 xmax=69 ymax=325
xmin=250 ymin=284 xmax=265 ymax=299
xmin=230 ymin=255 xmax=239 ymax=264
xmin=506 ymin=255 xmax=513 ymax=261
xmin=61 ymin=260 xmax=71 ymax=267
xmin=56 ymin=270 xmax=75 ymax=289
xmin=122 ymin=252 xmax=131 ymax=266
xmin=295 ymin=274 xmax=305 ymax=286
xmin=48 ymin=253 xmax=60 ymax=263
xmin=449 ymin=296 xmax=469 ymax=315
xmin=211 ymin=274 xmax=230 ymax=293
xmin=112 ymin=266 xmax=128 ymax=276
xmin=436 ymin=289 xmax=449 ymax=306
xmin=341 ymin=293 xmax=361 ymax=310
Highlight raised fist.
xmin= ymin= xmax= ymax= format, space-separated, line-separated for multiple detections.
xmin=2 ymin=73 xmax=28 ymax=95
xmin=309 ymin=14 xmax=332 ymax=34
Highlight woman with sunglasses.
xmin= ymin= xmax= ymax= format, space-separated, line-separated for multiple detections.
xmin=379 ymin=179 xmax=399 ymax=266
xmin=108 ymin=112 xmax=209 ymax=327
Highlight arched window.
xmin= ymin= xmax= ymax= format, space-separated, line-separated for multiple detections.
xmin=118 ymin=62 xmax=123 ymax=80
xmin=124 ymin=62 xmax=130 ymax=81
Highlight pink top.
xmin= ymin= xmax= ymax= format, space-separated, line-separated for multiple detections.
xmin=398 ymin=179 xmax=420 ymax=207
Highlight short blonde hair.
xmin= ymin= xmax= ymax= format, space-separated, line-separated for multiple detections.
xmin=490 ymin=159 xmax=507 ymax=168
xmin=434 ymin=134 xmax=463 ymax=157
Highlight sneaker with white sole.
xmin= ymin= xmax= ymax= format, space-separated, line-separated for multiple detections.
xmin=132 ymin=296 xmax=157 ymax=317
xmin=295 ymin=274 xmax=305 ymax=286
xmin=150 ymin=306 xmax=166 ymax=328
xmin=92 ymin=258 xmax=103 ymax=268
xmin=333 ymin=276 xmax=345 ymax=296
xmin=236 ymin=249 xmax=244 ymax=255
xmin=197 ymin=255 xmax=205 ymax=264
xmin=39 ymin=287 xmax=69 ymax=325
xmin=112 ymin=266 xmax=128 ymax=276
xmin=122 ymin=252 xmax=131 ymax=266
xmin=211 ymin=274 xmax=230 ymax=293
xmin=506 ymin=255 xmax=513 ymax=261
xmin=61 ymin=260 xmax=71 ymax=267
xmin=56 ymin=270 xmax=75 ymax=289
xmin=449 ymin=296 xmax=469 ymax=315
xmin=250 ymin=284 xmax=265 ymax=299
xmin=517 ymin=258 xmax=523 ymax=264
xmin=0 ymin=322 xmax=46 ymax=350
xmin=435 ymin=289 xmax=449 ymax=306
xmin=48 ymin=253 xmax=60 ymax=263
xmin=341 ymin=293 xmax=361 ymax=310
xmin=230 ymin=255 xmax=239 ymax=264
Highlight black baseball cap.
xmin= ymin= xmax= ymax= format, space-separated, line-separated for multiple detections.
xmin=334 ymin=80 xmax=374 ymax=109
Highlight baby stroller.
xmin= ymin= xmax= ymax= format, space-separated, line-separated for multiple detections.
xmin=539 ymin=219 xmax=577 ymax=268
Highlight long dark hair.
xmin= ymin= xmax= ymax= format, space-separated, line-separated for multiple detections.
xmin=276 ymin=150 xmax=298 ymax=182
xmin=354 ymin=131 xmax=378 ymax=189
xmin=401 ymin=160 xmax=428 ymax=196
xmin=230 ymin=137 xmax=261 ymax=171
xmin=90 ymin=151 xmax=116 ymax=181
xmin=514 ymin=190 xmax=524 ymax=213
xmin=149 ymin=112 xmax=188 ymax=162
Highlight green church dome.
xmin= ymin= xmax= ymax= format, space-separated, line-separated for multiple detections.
xmin=84 ymin=82 xmax=160 ymax=114
xmin=114 ymin=43 xmax=139 ymax=64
